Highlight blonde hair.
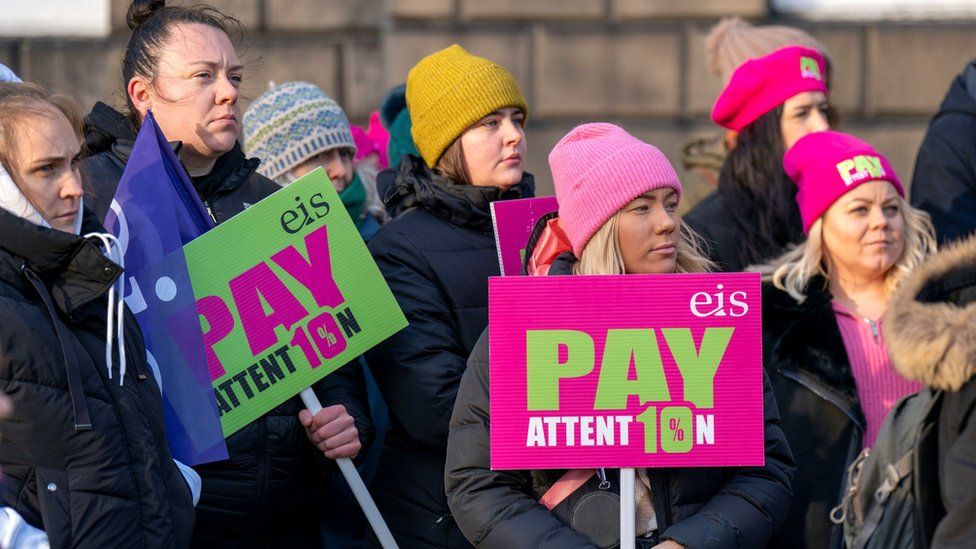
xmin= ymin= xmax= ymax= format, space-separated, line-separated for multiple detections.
xmin=755 ymin=196 xmax=937 ymax=302
xmin=0 ymin=82 xmax=83 ymax=173
xmin=573 ymin=212 xmax=715 ymax=275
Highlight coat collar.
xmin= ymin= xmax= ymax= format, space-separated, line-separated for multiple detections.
xmin=763 ymin=280 xmax=863 ymax=414
xmin=0 ymin=207 xmax=121 ymax=316
xmin=887 ymin=234 xmax=976 ymax=391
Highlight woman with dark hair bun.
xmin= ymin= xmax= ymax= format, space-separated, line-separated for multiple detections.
xmin=80 ymin=1 xmax=373 ymax=546
xmin=685 ymin=45 xmax=832 ymax=272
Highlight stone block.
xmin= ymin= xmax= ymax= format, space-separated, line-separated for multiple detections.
xmin=18 ymin=39 xmax=126 ymax=113
xmin=111 ymin=0 xmax=261 ymax=32
xmin=385 ymin=29 xmax=532 ymax=92
xmin=535 ymin=28 xmax=681 ymax=117
xmin=461 ymin=0 xmax=604 ymax=20
xmin=390 ymin=0 xmax=454 ymax=20
xmin=867 ymin=26 xmax=976 ymax=115
xmin=240 ymin=37 xmax=341 ymax=111
xmin=685 ymin=24 xmax=724 ymax=116
xmin=265 ymin=0 xmax=379 ymax=31
xmin=811 ymin=26 xmax=863 ymax=116
xmin=342 ymin=41 xmax=386 ymax=121
xmin=613 ymin=0 xmax=765 ymax=19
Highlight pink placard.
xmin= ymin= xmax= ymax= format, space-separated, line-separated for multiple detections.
xmin=490 ymin=196 xmax=559 ymax=276
xmin=488 ymin=272 xmax=764 ymax=469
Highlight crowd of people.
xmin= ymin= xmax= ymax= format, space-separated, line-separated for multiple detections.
xmin=1 ymin=1 xmax=975 ymax=548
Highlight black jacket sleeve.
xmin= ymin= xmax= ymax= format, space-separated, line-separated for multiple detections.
xmin=660 ymin=370 xmax=796 ymax=548
xmin=446 ymin=330 xmax=597 ymax=549
xmin=364 ymin=230 xmax=470 ymax=449
xmin=932 ymin=386 xmax=976 ymax=547
xmin=911 ymin=114 xmax=976 ymax=245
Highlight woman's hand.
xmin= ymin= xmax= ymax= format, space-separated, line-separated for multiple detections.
xmin=652 ymin=541 xmax=684 ymax=549
xmin=298 ymin=404 xmax=361 ymax=460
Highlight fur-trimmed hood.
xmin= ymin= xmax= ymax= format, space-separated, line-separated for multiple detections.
xmin=887 ymin=234 xmax=976 ymax=391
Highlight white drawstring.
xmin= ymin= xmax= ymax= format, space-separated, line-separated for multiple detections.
xmin=84 ymin=232 xmax=127 ymax=386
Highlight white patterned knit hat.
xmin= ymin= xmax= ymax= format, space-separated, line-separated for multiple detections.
xmin=243 ymin=81 xmax=357 ymax=181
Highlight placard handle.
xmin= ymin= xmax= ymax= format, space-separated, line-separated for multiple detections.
xmin=621 ymin=467 xmax=635 ymax=549
xmin=300 ymin=387 xmax=399 ymax=549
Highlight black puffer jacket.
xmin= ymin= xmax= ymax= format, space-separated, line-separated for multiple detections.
xmin=911 ymin=60 xmax=976 ymax=245
xmin=445 ymin=219 xmax=795 ymax=549
xmin=762 ymin=281 xmax=866 ymax=549
xmin=886 ymin=234 xmax=976 ymax=547
xmin=0 ymin=208 xmax=195 ymax=548
xmin=364 ymin=155 xmax=533 ymax=548
xmin=80 ymin=103 xmax=374 ymax=545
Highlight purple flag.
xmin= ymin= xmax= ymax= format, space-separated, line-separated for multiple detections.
xmin=104 ymin=112 xmax=228 ymax=465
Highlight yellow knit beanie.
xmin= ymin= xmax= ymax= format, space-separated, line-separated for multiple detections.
xmin=406 ymin=44 xmax=528 ymax=168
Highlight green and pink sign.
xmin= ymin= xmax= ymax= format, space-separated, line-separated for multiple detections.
xmin=489 ymin=273 xmax=764 ymax=469
xmin=184 ymin=168 xmax=407 ymax=436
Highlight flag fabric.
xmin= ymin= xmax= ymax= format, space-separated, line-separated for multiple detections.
xmin=103 ymin=111 xmax=228 ymax=465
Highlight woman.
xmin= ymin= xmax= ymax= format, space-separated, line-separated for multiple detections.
xmin=80 ymin=1 xmax=371 ymax=546
xmin=363 ymin=44 xmax=534 ymax=547
xmin=446 ymin=123 xmax=795 ymax=549
xmin=685 ymin=45 xmax=832 ymax=272
xmin=759 ymin=131 xmax=937 ymax=548
xmin=243 ymin=81 xmax=386 ymax=241
xmin=0 ymin=82 xmax=195 ymax=547
xmin=885 ymin=233 xmax=976 ymax=547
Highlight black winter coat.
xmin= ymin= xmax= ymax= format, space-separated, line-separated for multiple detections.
xmin=0 ymin=208 xmax=195 ymax=548
xmin=364 ymin=155 xmax=533 ymax=548
xmin=886 ymin=234 xmax=976 ymax=547
xmin=445 ymin=231 xmax=795 ymax=549
xmin=80 ymin=103 xmax=374 ymax=545
xmin=762 ymin=281 xmax=866 ymax=549
xmin=911 ymin=60 xmax=976 ymax=245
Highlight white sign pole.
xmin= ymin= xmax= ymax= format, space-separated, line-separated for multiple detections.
xmin=301 ymin=387 xmax=399 ymax=549
xmin=620 ymin=467 xmax=636 ymax=549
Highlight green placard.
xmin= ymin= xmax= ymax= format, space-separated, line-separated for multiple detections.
xmin=184 ymin=168 xmax=406 ymax=436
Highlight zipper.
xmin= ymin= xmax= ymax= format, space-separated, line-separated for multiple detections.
xmin=779 ymin=368 xmax=865 ymax=430
xmin=205 ymin=200 xmax=218 ymax=224
xmin=648 ymin=469 xmax=673 ymax=532
xmin=866 ymin=318 xmax=880 ymax=343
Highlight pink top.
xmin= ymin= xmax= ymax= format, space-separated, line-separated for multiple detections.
xmin=832 ymin=301 xmax=922 ymax=447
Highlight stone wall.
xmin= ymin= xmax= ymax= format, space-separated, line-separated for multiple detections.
xmin=2 ymin=0 xmax=975 ymax=203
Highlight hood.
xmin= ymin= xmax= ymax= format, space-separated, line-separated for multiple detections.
xmin=83 ymin=102 xmax=137 ymax=158
xmin=382 ymin=154 xmax=534 ymax=232
xmin=886 ymin=234 xmax=976 ymax=391
xmin=523 ymin=212 xmax=577 ymax=276
xmin=933 ymin=60 xmax=976 ymax=121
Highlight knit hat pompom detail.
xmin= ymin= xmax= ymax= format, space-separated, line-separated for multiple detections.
xmin=705 ymin=18 xmax=829 ymax=83
xmin=548 ymin=123 xmax=682 ymax=257
xmin=243 ymin=81 xmax=356 ymax=181
xmin=784 ymin=130 xmax=904 ymax=234
xmin=406 ymin=44 xmax=528 ymax=169
xmin=711 ymin=45 xmax=828 ymax=131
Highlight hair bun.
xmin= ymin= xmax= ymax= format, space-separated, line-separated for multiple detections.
xmin=126 ymin=0 xmax=166 ymax=30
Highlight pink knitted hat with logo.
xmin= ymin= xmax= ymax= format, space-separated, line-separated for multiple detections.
xmin=548 ymin=123 xmax=682 ymax=257
xmin=711 ymin=45 xmax=828 ymax=131
xmin=784 ymin=131 xmax=904 ymax=234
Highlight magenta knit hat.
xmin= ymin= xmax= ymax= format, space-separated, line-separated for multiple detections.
xmin=784 ymin=131 xmax=904 ymax=234
xmin=711 ymin=45 xmax=828 ymax=131
xmin=548 ymin=123 xmax=682 ymax=257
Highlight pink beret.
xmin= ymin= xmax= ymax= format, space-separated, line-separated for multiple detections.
xmin=711 ymin=46 xmax=828 ymax=131
xmin=784 ymin=131 xmax=904 ymax=234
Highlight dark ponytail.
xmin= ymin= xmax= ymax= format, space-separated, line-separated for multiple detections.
xmin=121 ymin=0 xmax=243 ymax=129
xmin=716 ymin=106 xmax=805 ymax=269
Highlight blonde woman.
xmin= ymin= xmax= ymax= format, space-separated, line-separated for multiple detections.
xmin=446 ymin=124 xmax=794 ymax=549
xmin=757 ymin=131 xmax=936 ymax=549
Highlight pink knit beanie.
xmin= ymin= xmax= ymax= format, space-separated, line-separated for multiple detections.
xmin=784 ymin=131 xmax=904 ymax=234
xmin=712 ymin=45 xmax=828 ymax=131
xmin=548 ymin=123 xmax=682 ymax=257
